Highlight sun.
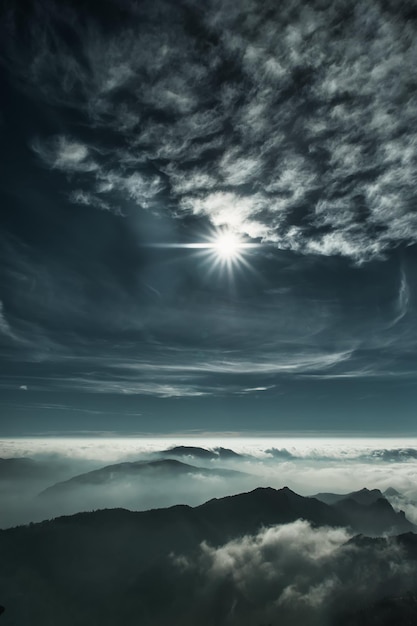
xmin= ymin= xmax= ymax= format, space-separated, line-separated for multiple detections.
xmin=203 ymin=229 xmax=257 ymax=278
xmin=204 ymin=229 xmax=259 ymax=276
xmin=214 ymin=232 xmax=241 ymax=259
xmin=142 ymin=228 xmax=261 ymax=278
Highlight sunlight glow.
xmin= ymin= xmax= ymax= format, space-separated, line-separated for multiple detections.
xmin=142 ymin=231 xmax=262 ymax=280
xmin=214 ymin=232 xmax=241 ymax=259
xmin=205 ymin=229 xmax=257 ymax=279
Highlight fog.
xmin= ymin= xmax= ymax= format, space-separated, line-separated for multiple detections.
xmin=2 ymin=437 xmax=417 ymax=527
xmin=3 ymin=438 xmax=417 ymax=625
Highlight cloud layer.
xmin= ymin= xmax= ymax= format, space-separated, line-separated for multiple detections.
xmin=3 ymin=436 xmax=417 ymax=527
xmin=4 ymin=0 xmax=417 ymax=261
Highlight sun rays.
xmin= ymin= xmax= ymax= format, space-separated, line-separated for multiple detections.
xmin=143 ymin=229 xmax=262 ymax=279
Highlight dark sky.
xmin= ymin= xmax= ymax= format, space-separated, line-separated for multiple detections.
xmin=1 ymin=0 xmax=417 ymax=435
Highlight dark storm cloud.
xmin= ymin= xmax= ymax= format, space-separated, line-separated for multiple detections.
xmin=3 ymin=0 xmax=417 ymax=261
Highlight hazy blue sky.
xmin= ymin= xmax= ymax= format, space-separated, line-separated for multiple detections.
xmin=1 ymin=0 xmax=417 ymax=435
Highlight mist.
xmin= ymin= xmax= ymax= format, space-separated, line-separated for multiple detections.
xmin=171 ymin=520 xmax=415 ymax=626
xmin=3 ymin=436 xmax=417 ymax=528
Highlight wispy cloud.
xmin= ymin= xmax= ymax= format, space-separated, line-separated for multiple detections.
xmin=3 ymin=0 xmax=417 ymax=405
xmin=0 ymin=300 xmax=21 ymax=343
xmin=0 ymin=301 xmax=14 ymax=339
xmin=32 ymin=136 xmax=98 ymax=173
xmin=1 ymin=0 xmax=415 ymax=261
xmin=390 ymin=268 xmax=410 ymax=326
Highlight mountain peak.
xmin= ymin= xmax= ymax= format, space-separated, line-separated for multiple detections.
xmin=384 ymin=487 xmax=402 ymax=497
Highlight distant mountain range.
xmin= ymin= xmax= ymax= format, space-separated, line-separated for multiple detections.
xmin=39 ymin=458 xmax=246 ymax=498
xmin=39 ymin=475 xmax=415 ymax=537
xmin=0 ymin=457 xmax=51 ymax=481
xmin=311 ymin=487 xmax=414 ymax=536
xmin=312 ymin=487 xmax=392 ymax=506
xmin=157 ymin=445 xmax=244 ymax=460
xmin=0 ymin=486 xmax=416 ymax=626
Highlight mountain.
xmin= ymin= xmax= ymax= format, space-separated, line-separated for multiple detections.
xmin=384 ymin=487 xmax=402 ymax=498
xmin=311 ymin=488 xmax=414 ymax=535
xmin=39 ymin=459 xmax=246 ymax=498
xmin=0 ymin=457 xmax=50 ymax=481
xmin=0 ymin=487 xmax=416 ymax=626
xmin=334 ymin=497 xmax=414 ymax=535
xmin=198 ymin=486 xmax=346 ymax=537
xmin=198 ymin=486 xmax=415 ymax=537
xmin=313 ymin=487 xmax=386 ymax=506
xmin=13 ymin=485 xmax=412 ymax=545
xmin=158 ymin=445 xmax=244 ymax=460
xmin=341 ymin=592 xmax=417 ymax=626
xmin=39 ymin=479 xmax=416 ymax=536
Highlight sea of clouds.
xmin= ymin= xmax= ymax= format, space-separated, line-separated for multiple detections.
xmin=2 ymin=436 xmax=417 ymax=527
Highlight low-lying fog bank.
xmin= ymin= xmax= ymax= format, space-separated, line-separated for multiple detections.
xmin=2 ymin=437 xmax=417 ymax=527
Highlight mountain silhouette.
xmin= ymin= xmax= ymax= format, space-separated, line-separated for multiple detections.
xmin=158 ymin=445 xmax=244 ymax=460
xmin=312 ymin=488 xmax=413 ymax=535
xmin=0 ymin=457 xmax=48 ymax=480
xmin=197 ymin=486 xmax=346 ymax=537
xmin=334 ymin=497 xmax=414 ymax=535
xmin=1 ymin=486 xmax=416 ymax=626
xmin=312 ymin=487 xmax=386 ymax=506
xmin=39 ymin=459 xmax=246 ymax=498
xmin=384 ymin=487 xmax=402 ymax=498
xmin=341 ymin=590 xmax=417 ymax=626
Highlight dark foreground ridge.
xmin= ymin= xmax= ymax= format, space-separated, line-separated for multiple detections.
xmin=1 ymin=486 xmax=416 ymax=625
xmin=35 ymin=484 xmax=415 ymax=536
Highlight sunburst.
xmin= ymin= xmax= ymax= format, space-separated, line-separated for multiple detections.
xmin=214 ymin=232 xmax=241 ymax=260
xmin=142 ymin=228 xmax=261 ymax=278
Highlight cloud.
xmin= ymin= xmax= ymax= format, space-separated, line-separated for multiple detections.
xmin=0 ymin=269 xmax=414 ymax=394
xmin=390 ymin=268 xmax=410 ymax=326
xmin=0 ymin=300 xmax=20 ymax=342
xmin=265 ymin=447 xmax=297 ymax=460
xmin=241 ymin=385 xmax=275 ymax=393
xmin=0 ymin=343 xmax=356 ymax=396
xmin=32 ymin=136 xmax=98 ymax=173
xmin=69 ymin=189 xmax=115 ymax=213
xmin=63 ymin=378 xmax=210 ymax=397
xmin=5 ymin=436 xmax=417 ymax=528
xmin=174 ymin=520 xmax=414 ymax=625
xmin=3 ymin=0 xmax=417 ymax=406
xmin=2 ymin=0 xmax=416 ymax=261
xmin=0 ymin=301 xmax=14 ymax=338
xmin=366 ymin=448 xmax=417 ymax=462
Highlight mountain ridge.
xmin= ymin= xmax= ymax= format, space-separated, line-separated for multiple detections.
xmin=38 ymin=458 xmax=246 ymax=498
xmin=11 ymin=484 xmax=416 ymax=538
xmin=1 ymin=486 xmax=416 ymax=626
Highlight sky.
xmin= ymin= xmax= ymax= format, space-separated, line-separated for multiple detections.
xmin=1 ymin=0 xmax=417 ymax=436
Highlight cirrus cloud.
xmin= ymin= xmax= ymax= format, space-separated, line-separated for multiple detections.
xmin=2 ymin=0 xmax=417 ymax=261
